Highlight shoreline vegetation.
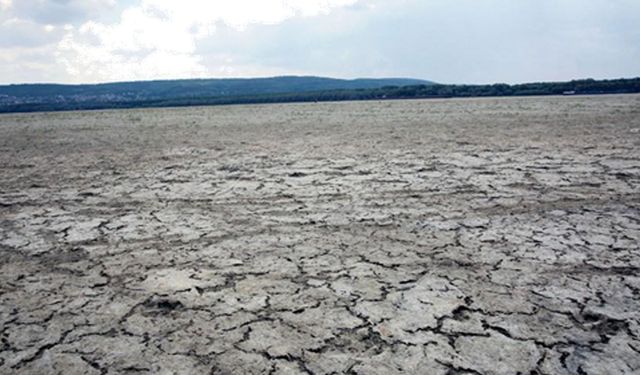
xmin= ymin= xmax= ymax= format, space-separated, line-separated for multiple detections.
xmin=1 ymin=76 xmax=639 ymax=114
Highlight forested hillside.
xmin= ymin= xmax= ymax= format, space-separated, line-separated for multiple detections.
xmin=1 ymin=77 xmax=638 ymax=113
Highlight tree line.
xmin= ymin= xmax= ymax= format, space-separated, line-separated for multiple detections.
xmin=1 ymin=77 xmax=639 ymax=113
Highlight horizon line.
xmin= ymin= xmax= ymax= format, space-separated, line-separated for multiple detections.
xmin=2 ymin=75 xmax=640 ymax=88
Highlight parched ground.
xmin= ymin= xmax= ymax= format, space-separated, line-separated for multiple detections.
xmin=1 ymin=95 xmax=639 ymax=375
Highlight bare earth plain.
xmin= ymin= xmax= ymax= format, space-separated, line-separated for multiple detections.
xmin=1 ymin=95 xmax=639 ymax=375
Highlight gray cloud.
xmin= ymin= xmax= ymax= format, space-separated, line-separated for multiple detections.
xmin=0 ymin=19 xmax=63 ymax=48
xmin=196 ymin=0 xmax=640 ymax=83
xmin=5 ymin=0 xmax=122 ymax=25
xmin=0 ymin=0 xmax=639 ymax=84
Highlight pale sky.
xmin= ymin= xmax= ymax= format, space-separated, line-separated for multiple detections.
xmin=0 ymin=0 xmax=639 ymax=84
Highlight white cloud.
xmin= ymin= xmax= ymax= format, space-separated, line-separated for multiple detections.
xmin=0 ymin=44 xmax=69 ymax=83
xmin=0 ymin=0 xmax=11 ymax=11
xmin=141 ymin=0 xmax=360 ymax=29
xmin=55 ymin=0 xmax=360 ymax=82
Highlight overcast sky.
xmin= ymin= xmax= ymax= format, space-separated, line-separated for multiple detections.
xmin=1 ymin=0 xmax=639 ymax=84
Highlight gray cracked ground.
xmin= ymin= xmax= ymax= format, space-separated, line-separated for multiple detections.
xmin=1 ymin=95 xmax=639 ymax=375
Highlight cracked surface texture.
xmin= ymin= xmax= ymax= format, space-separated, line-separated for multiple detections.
xmin=1 ymin=95 xmax=640 ymax=375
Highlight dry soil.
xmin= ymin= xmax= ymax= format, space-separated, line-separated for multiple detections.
xmin=1 ymin=95 xmax=640 ymax=374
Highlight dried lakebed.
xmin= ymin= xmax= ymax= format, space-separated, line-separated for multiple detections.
xmin=1 ymin=95 xmax=639 ymax=374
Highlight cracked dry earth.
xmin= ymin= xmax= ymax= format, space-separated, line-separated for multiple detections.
xmin=1 ymin=95 xmax=640 ymax=375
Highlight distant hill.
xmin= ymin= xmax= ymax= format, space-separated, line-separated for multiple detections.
xmin=1 ymin=76 xmax=639 ymax=113
xmin=0 ymin=76 xmax=432 ymax=112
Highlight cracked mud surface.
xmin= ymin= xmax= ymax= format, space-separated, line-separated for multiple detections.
xmin=1 ymin=95 xmax=639 ymax=374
